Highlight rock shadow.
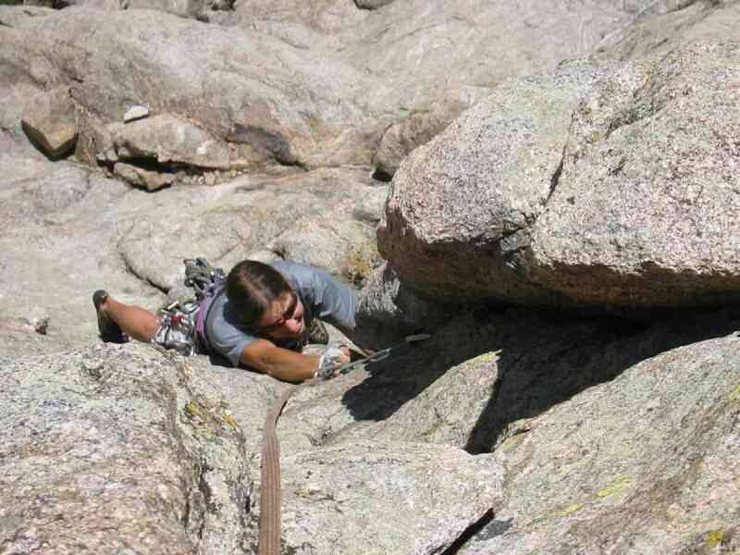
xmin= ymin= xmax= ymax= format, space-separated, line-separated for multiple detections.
xmin=342 ymin=305 xmax=739 ymax=454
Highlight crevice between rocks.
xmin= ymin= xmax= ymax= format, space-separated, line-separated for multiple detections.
xmin=546 ymin=153 xmax=564 ymax=203
xmin=440 ymin=508 xmax=495 ymax=554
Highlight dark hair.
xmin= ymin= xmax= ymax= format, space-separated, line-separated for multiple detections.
xmin=226 ymin=260 xmax=291 ymax=326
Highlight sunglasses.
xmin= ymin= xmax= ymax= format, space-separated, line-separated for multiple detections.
xmin=255 ymin=291 xmax=299 ymax=333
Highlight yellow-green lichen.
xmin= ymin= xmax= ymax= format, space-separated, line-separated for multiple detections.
xmin=706 ymin=529 xmax=727 ymax=548
xmin=221 ymin=413 xmax=239 ymax=429
xmin=596 ymin=475 xmax=631 ymax=498
xmin=343 ymin=245 xmax=380 ymax=287
xmin=469 ymin=350 xmax=502 ymax=365
xmin=555 ymin=503 xmax=584 ymax=517
xmin=183 ymin=398 xmax=239 ymax=433
xmin=728 ymin=385 xmax=740 ymax=404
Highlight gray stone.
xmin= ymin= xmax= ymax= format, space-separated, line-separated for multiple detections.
xmin=109 ymin=114 xmax=233 ymax=170
xmin=122 ymin=104 xmax=149 ymax=123
xmin=116 ymin=167 xmax=382 ymax=291
xmin=113 ymin=161 xmax=176 ymax=191
xmin=529 ymin=40 xmax=740 ymax=307
xmin=374 ymin=102 xmax=462 ymax=178
xmin=0 ymin=343 xmax=255 ymax=554
xmin=21 ymin=87 xmax=78 ymax=158
xmin=464 ymin=332 xmax=740 ymax=554
xmin=378 ymin=61 xmax=609 ymax=303
xmin=281 ymin=442 xmax=503 ymax=554
xmin=268 ymin=218 xmax=381 ymax=288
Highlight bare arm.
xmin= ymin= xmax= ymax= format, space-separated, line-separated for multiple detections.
xmin=239 ymin=338 xmax=320 ymax=383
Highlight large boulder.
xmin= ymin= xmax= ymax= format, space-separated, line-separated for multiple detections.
xmin=378 ymin=61 xmax=610 ymax=303
xmin=379 ymin=35 xmax=740 ymax=308
xmin=109 ymin=114 xmax=235 ymax=171
xmin=527 ymin=41 xmax=740 ymax=307
xmin=0 ymin=344 xmax=254 ymax=553
xmin=21 ymin=86 xmax=78 ymax=158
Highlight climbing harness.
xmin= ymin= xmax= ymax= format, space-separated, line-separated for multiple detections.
xmin=152 ymin=258 xmax=226 ymax=355
xmin=153 ymin=299 xmax=200 ymax=356
xmin=257 ymin=333 xmax=431 ymax=555
xmin=184 ymin=257 xmax=226 ymax=351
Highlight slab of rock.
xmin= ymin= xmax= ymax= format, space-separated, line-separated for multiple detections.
xmin=594 ymin=0 xmax=738 ymax=61
xmin=116 ymin=167 xmax=382 ymax=291
xmin=281 ymin=441 xmax=502 ymax=554
xmin=464 ymin=332 xmax=740 ymax=554
xmin=113 ymin=161 xmax=175 ymax=191
xmin=122 ymin=104 xmax=149 ymax=123
xmin=0 ymin=8 xmax=379 ymax=169
xmin=21 ymin=87 xmax=78 ymax=159
xmin=109 ymin=114 xmax=232 ymax=170
xmin=0 ymin=344 xmax=255 ymax=554
xmin=2 ymin=2 xmax=699 ymax=173
xmin=0 ymin=154 xmax=164 ymax=356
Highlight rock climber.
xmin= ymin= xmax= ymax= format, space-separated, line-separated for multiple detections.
xmin=93 ymin=259 xmax=356 ymax=383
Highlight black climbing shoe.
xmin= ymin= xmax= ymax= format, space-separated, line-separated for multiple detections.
xmin=92 ymin=290 xmax=127 ymax=343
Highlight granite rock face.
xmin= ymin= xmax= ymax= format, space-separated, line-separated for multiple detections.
xmin=282 ymin=442 xmax=502 ymax=554
xmin=2 ymin=1 xmax=686 ymax=178
xmin=465 ymin=332 xmax=740 ymax=554
xmin=378 ymin=61 xmax=611 ymax=303
xmin=1 ymin=1 xmax=739 ymax=553
xmin=379 ymin=30 xmax=739 ymax=308
xmin=0 ymin=344 xmax=255 ymax=554
xmin=529 ymin=40 xmax=740 ymax=306
xmin=116 ymin=167 xmax=383 ymax=292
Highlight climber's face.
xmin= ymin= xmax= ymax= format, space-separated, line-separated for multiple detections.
xmin=254 ymin=290 xmax=305 ymax=339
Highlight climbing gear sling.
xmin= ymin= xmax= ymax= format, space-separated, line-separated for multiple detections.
xmin=257 ymin=333 xmax=431 ymax=555
xmin=184 ymin=257 xmax=226 ymax=352
xmin=151 ymin=258 xmax=225 ymax=356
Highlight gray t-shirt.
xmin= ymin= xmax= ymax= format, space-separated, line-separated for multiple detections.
xmin=204 ymin=260 xmax=357 ymax=367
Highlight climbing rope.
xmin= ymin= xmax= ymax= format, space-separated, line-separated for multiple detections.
xmin=257 ymin=334 xmax=431 ymax=555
